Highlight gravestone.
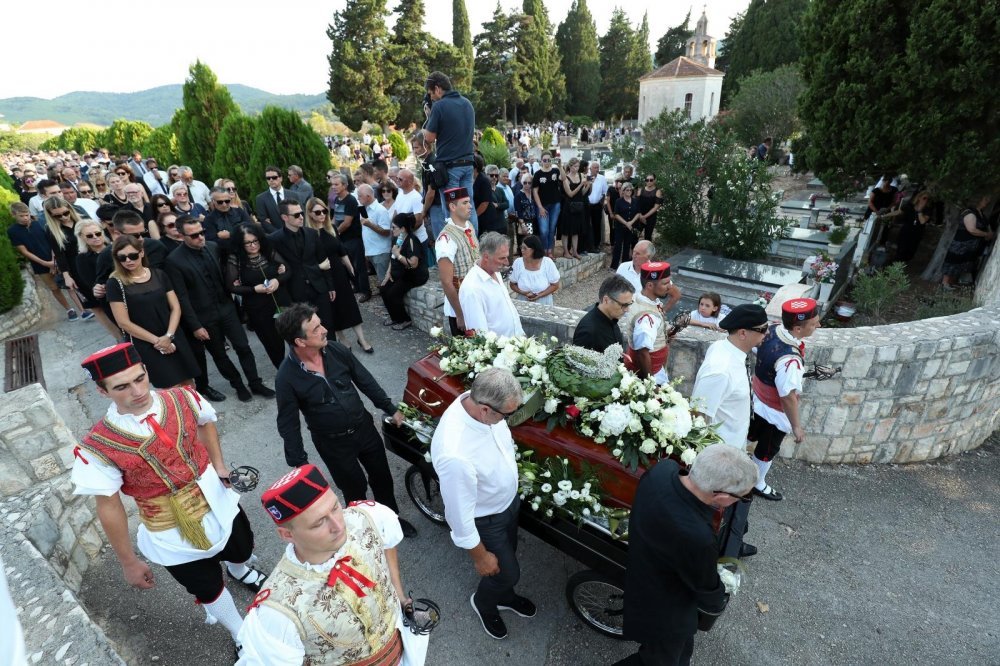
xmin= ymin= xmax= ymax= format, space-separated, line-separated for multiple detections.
xmin=667 ymin=249 xmax=805 ymax=309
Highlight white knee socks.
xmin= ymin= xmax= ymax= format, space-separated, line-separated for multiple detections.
xmin=204 ymin=588 xmax=243 ymax=641
xmin=753 ymin=456 xmax=772 ymax=491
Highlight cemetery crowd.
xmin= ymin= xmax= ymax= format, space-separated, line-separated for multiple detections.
xmin=2 ymin=68 xmax=974 ymax=666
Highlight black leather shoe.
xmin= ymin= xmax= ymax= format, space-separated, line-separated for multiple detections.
xmin=250 ymin=382 xmax=275 ymax=398
xmin=739 ymin=543 xmax=758 ymax=558
xmin=751 ymin=485 xmax=784 ymax=501
xmin=235 ymin=384 xmax=252 ymax=402
xmin=471 ymin=594 xmax=507 ymax=640
xmin=199 ymin=386 xmax=226 ymax=402
xmin=399 ymin=518 xmax=418 ymax=538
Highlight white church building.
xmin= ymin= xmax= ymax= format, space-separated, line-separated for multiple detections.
xmin=638 ymin=10 xmax=724 ymax=126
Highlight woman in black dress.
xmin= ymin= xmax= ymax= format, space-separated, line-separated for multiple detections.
xmin=892 ymin=191 xmax=932 ymax=262
xmin=41 ymin=197 xmax=92 ymax=319
xmin=149 ymin=194 xmax=174 ymax=237
xmin=73 ymin=219 xmax=121 ymax=339
xmin=380 ymin=213 xmax=428 ymax=330
xmin=106 ymin=235 xmax=199 ymax=388
xmin=942 ymin=195 xmax=995 ymax=289
xmin=560 ymin=157 xmax=590 ymax=259
xmin=103 ymin=172 xmax=129 ymax=207
xmin=612 ymin=183 xmax=642 ymax=267
xmin=305 ymin=196 xmax=374 ymax=353
xmin=637 ymin=174 xmax=663 ymax=242
xmin=226 ymin=224 xmax=291 ymax=369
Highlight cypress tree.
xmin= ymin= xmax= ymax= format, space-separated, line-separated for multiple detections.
xmin=555 ymin=0 xmax=600 ymax=119
xmin=452 ymin=0 xmax=474 ymax=91
xmin=248 ymin=107 xmax=332 ymax=202
xmin=176 ymin=61 xmax=237 ymax=180
xmin=140 ymin=124 xmax=179 ymax=165
xmin=721 ymin=0 xmax=809 ymax=104
xmin=598 ymin=9 xmax=636 ymax=120
xmin=212 ymin=113 xmax=258 ymax=199
xmin=389 ymin=0 xmax=433 ymax=128
xmin=654 ymin=10 xmax=693 ymax=67
xmin=327 ymin=0 xmax=399 ymax=130
xmin=474 ymin=3 xmax=520 ymax=124
xmin=98 ymin=120 xmax=155 ymax=156
xmin=626 ymin=12 xmax=654 ymax=92
xmin=516 ymin=0 xmax=566 ymax=122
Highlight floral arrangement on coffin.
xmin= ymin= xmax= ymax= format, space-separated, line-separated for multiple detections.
xmin=808 ymin=254 xmax=839 ymax=283
xmin=430 ymin=328 xmax=554 ymax=387
xmin=516 ymin=448 xmax=606 ymax=525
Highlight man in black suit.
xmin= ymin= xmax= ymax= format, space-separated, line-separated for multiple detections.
xmin=166 ymin=216 xmax=275 ymax=403
xmin=254 ymin=165 xmax=300 ymax=233
xmin=615 ymin=444 xmax=758 ymax=666
xmin=203 ymin=186 xmax=251 ymax=257
xmin=267 ymin=200 xmax=336 ymax=332
xmin=286 ymin=164 xmax=314 ymax=204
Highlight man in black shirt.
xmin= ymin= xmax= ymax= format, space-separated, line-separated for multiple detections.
xmin=423 ymin=71 xmax=478 ymax=231
xmin=273 ymin=303 xmax=417 ymax=537
xmin=203 ymin=186 xmax=250 ymax=256
xmin=616 ymin=445 xmax=757 ymax=666
xmin=331 ymin=173 xmax=366 ymax=296
xmin=572 ymin=275 xmax=633 ymax=354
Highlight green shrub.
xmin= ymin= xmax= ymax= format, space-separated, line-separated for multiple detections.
xmin=828 ymin=226 xmax=849 ymax=245
xmin=479 ymin=141 xmax=511 ymax=170
xmin=387 ymin=131 xmax=409 ymax=162
xmin=0 ymin=187 xmax=21 ymax=235
xmin=141 ymin=124 xmax=179 ymax=165
xmin=700 ymin=151 xmax=784 ymax=260
xmin=567 ymin=115 xmax=595 ymax=127
xmin=789 ymin=133 xmax=811 ymax=174
xmin=540 ymin=131 xmax=554 ymax=153
xmin=0 ymin=168 xmax=16 ymax=194
xmin=914 ymin=292 xmax=976 ymax=320
xmin=853 ymin=263 xmax=910 ymax=323
xmin=212 ymin=113 xmax=258 ymax=199
xmin=248 ymin=106 xmax=332 ymax=203
xmin=481 ymin=127 xmax=505 ymax=147
xmin=0 ymin=233 xmax=24 ymax=314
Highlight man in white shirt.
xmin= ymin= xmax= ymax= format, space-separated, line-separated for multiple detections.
xmin=431 ymin=367 xmax=535 ymax=640
xmin=237 ymin=465 xmax=420 ymax=665
xmin=178 ymin=166 xmax=211 ymax=208
xmin=356 ymin=184 xmax=392 ymax=284
xmin=393 ymin=168 xmax=428 ymax=244
xmin=616 ymin=240 xmax=682 ymax=312
xmin=508 ymin=158 xmax=525 ymax=185
xmin=71 ymin=343 xmax=265 ymax=659
xmin=459 ymin=232 xmax=524 ymax=338
xmin=142 ymin=158 xmax=171 ymax=196
xmin=690 ymin=304 xmax=770 ymax=559
xmin=586 ymin=162 xmax=608 ymax=252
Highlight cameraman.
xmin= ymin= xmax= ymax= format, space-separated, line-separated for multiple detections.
xmin=423 ymin=71 xmax=478 ymax=234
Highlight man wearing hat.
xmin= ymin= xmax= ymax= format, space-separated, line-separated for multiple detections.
xmin=691 ymin=304 xmax=770 ymax=558
xmin=749 ymin=298 xmax=821 ymax=500
xmin=71 ymin=343 xmax=266 ymax=655
xmin=624 ymin=261 xmax=676 ymax=384
xmin=237 ymin=465 xmax=420 ymax=665
xmin=434 ymin=187 xmax=480 ymax=335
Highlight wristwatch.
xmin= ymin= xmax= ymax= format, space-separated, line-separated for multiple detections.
xmin=167 ymin=333 xmax=175 ymax=341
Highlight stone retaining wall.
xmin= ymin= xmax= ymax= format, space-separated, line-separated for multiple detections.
xmin=0 ymin=384 xmax=125 ymax=663
xmin=0 ymin=269 xmax=42 ymax=341
xmin=407 ymin=279 xmax=1000 ymax=463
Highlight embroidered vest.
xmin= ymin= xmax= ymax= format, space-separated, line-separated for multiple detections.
xmin=751 ymin=325 xmax=804 ymax=411
xmin=79 ymin=387 xmax=209 ymax=500
xmin=623 ymin=296 xmax=668 ymax=374
xmin=438 ymin=222 xmax=479 ymax=286
xmin=260 ymin=507 xmax=399 ymax=665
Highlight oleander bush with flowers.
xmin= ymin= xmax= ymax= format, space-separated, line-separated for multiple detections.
xmin=427 ymin=328 xmax=721 ymax=472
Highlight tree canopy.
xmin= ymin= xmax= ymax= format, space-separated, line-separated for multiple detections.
xmin=248 ymin=107 xmax=331 ymax=202
xmin=452 ymin=0 xmax=474 ymax=91
xmin=516 ymin=0 xmax=566 ymax=122
xmin=176 ymin=61 xmax=237 ymax=180
xmin=212 ymin=113 xmax=258 ymax=198
xmin=474 ymin=4 xmax=522 ymax=125
xmin=555 ymin=0 xmax=600 ymax=119
xmin=598 ymin=8 xmax=636 ymax=119
xmin=654 ymin=10 xmax=693 ymax=68
xmin=727 ymin=64 xmax=804 ymax=149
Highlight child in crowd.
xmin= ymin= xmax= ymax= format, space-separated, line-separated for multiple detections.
xmin=689 ymin=292 xmax=727 ymax=332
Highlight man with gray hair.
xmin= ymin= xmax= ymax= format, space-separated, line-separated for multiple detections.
xmin=616 ymin=444 xmax=758 ymax=665
xmin=286 ymin=164 xmax=313 ymax=204
xmin=356 ymin=183 xmax=392 ymax=285
xmin=431 ymin=367 xmax=535 ymax=640
xmin=178 ymin=166 xmax=211 ymax=207
xmin=459 ymin=231 xmax=523 ymax=338
xmin=616 ymin=239 xmax=655 ymax=292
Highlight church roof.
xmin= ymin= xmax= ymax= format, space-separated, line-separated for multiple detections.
xmin=640 ymin=56 xmax=724 ymax=80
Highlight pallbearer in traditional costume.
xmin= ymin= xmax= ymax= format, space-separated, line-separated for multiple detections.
xmin=434 ymin=187 xmax=480 ymax=335
xmin=624 ymin=261 xmax=675 ymax=384
xmin=748 ymin=298 xmax=821 ymax=500
xmin=238 ymin=465 xmax=429 ymax=665
xmin=71 ymin=343 xmax=266 ymax=658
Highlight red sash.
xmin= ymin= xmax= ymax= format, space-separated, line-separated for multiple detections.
xmin=623 ymin=346 xmax=669 ymax=375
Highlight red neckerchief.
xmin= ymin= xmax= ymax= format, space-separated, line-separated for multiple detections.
xmin=327 ymin=556 xmax=376 ymax=597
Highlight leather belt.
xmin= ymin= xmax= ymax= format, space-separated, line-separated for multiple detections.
xmin=445 ymin=159 xmax=473 ymax=167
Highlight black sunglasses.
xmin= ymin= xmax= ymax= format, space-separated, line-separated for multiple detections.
xmin=484 ymin=401 xmax=517 ymax=417
xmin=286 ymin=211 xmax=304 ymax=219
xmin=716 ymin=489 xmax=753 ymax=503
xmin=117 ymin=252 xmax=141 ymax=262
xmin=749 ymin=324 xmax=769 ymax=334
xmin=82 ymin=232 xmax=102 ymax=239
xmin=185 ymin=230 xmax=205 ymax=238
xmin=266 ymin=175 xmax=281 ymax=180
xmin=216 ymin=199 xmax=231 ymax=204
xmin=311 ymin=209 xmax=327 ymax=216
xmin=51 ymin=210 xmax=72 ymax=219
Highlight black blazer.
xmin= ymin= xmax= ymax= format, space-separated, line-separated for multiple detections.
xmin=254 ymin=189 xmax=301 ymax=233
xmin=203 ymin=207 xmax=251 ymax=254
xmin=165 ymin=241 xmax=234 ymax=331
xmin=267 ymin=226 xmax=332 ymax=301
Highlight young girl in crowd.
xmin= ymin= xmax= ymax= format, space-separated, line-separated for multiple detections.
xmin=689 ymin=292 xmax=727 ymax=332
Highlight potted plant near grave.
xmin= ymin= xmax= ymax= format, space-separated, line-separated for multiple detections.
xmin=827 ymin=226 xmax=848 ymax=254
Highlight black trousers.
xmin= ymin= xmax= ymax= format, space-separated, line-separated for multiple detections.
xmin=448 ymin=316 xmax=465 ymax=337
xmin=313 ymin=413 xmax=400 ymax=514
xmin=474 ymin=496 xmax=521 ymax=610
xmin=719 ymin=498 xmax=751 ymax=558
xmin=747 ymin=412 xmax=787 ymax=461
xmin=343 ymin=238 xmax=368 ymax=295
xmin=191 ymin=304 xmax=261 ymax=391
xmin=614 ymin=633 xmax=695 ymax=666
xmin=164 ymin=508 xmax=254 ymax=603
xmin=612 ymin=222 xmax=635 ymax=267
xmin=245 ymin=304 xmax=285 ymax=370
xmin=380 ymin=275 xmax=418 ymax=323
xmin=643 ymin=215 xmax=656 ymax=242
xmin=589 ymin=203 xmax=604 ymax=250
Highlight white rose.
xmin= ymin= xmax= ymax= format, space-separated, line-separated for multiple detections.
xmin=639 ymin=439 xmax=658 ymax=454
xmin=569 ymin=490 xmax=580 ymax=500
xmin=612 ymin=448 xmax=622 ymax=457
xmin=529 ymin=365 xmax=544 ymax=381
xmin=543 ymin=471 xmax=551 ymax=477
xmin=429 ymin=326 xmax=442 ymax=338
xmin=680 ymin=448 xmax=697 ymax=465
xmin=557 ymin=480 xmax=573 ymax=492
xmin=439 ymin=358 xmax=451 ymax=372
xmin=423 ymin=452 xmax=432 ymax=463
xmin=545 ymin=509 xmax=553 ymax=517
xmin=541 ymin=483 xmax=552 ymax=493
xmin=531 ymin=502 xmax=540 ymax=511
xmin=544 ymin=397 xmax=559 ymax=413
xmin=611 ymin=388 xmax=621 ymax=399
xmin=629 ymin=401 xmax=646 ymax=414
xmin=693 ymin=415 xmax=707 ymax=429
xmin=552 ymin=492 xmax=567 ymax=506
xmin=582 ymin=507 xmax=591 ymax=516
xmin=485 ymin=331 xmax=497 ymax=342
xmin=645 ymin=398 xmax=661 ymax=413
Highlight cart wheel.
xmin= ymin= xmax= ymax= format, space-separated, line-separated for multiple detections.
xmin=565 ymin=570 xmax=625 ymax=639
xmin=404 ymin=464 xmax=447 ymax=525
